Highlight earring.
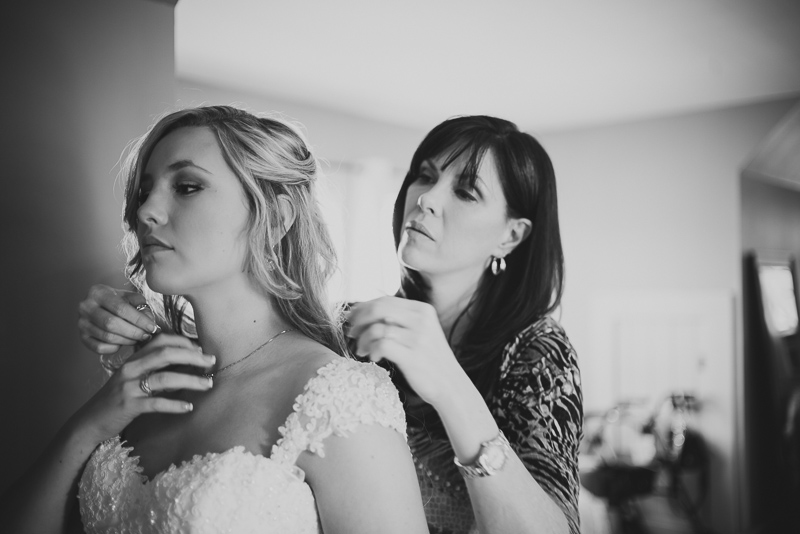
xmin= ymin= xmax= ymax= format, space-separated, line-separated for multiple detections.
xmin=490 ymin=256 xmax=506 ymax=275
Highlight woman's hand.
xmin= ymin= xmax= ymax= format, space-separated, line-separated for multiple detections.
xmin=346 ymin=296 xmax=465 ymax=408
xmin=72 ymin=334 xmax=214 ymax=444
xmin=0 ymin=335 xmax=215 ymax=534
xmin=78 ymin=284 xmax=159 ymax=354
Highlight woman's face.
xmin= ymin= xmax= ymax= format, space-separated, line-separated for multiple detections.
xmin=136 ymin=126 xmax=251 ymax=296
xmin=398 ymin=149 xmax=525 ymax=282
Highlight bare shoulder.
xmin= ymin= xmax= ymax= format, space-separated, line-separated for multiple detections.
xmin=244 ymin=334 xmax=341 ymax=400
xmin=276 ymin=336 xmax=341 ymax=388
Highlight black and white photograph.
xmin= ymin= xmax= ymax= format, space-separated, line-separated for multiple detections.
xmin=1 ymin=1 xmax=800 ymax=533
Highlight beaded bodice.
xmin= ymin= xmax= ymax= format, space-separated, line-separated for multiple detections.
xmin=78 ymin=358 xmax=406 ymax=534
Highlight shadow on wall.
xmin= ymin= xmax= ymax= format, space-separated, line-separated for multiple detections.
xmin=0 ymin=0 xmax=176 ymax=494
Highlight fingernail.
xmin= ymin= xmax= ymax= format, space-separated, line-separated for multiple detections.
xmin=206 ymin=377 xmax=214 ymax=388
xmin=205 ymin=354 xmax=216 ymax=363
xmin=184 ymin=402 xmax=193 ymax=412
xmin=140 ymin=332 xmax=152 ymax=341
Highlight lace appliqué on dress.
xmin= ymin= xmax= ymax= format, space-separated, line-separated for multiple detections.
xmin=78 ymin=357 xmax=406 ymax=534
xmin=271 ymin=358 xmax=407 ymax=465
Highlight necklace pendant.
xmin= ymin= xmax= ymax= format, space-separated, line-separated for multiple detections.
xmin=202 ymin=372 xmax=215 ymax=380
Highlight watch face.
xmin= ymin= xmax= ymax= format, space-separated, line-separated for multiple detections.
xmin=481 ymin=445 xmax=507 ymax=471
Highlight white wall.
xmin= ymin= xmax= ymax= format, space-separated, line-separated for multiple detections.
xmin=539 ymin=96 xmax=799 ymax=533
xmin=177 ymin=78 xmax=426 ymax=168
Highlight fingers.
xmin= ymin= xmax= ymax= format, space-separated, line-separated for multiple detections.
xmin=139 ymin=333 xmax=199 ymax=351
xmin=79 ymin=302 xmax=152 ymax=344
xmin=361 ymin=335 xmax=410 ymax=365
xmin=355 ymin=322 xmax=402 ymax=356
xmin=347 ymin=297 xmax=427 ymax=338
xmin=79 ymin=285 xmax=158 ymax=343
xmin=144 ymin=370 xmax=213 ymax=394
xmin=122 ymin=336 xmax=214 ymax=377
xmin=119 ymin=337 xmax=213 ymax=416
xmin=102 ymin=291 xmax=158 ymax=335
xmin=78 ymin=316 xmax=142 ymax=346
xmin=80 ymin=332 xmax=124 ymax=355
xmin=139 ymin=396 xmax=195 ymax=414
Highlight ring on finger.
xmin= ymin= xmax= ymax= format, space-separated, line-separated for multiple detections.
xmin=139 ymin=374 xmax=153 ymax=397
xmin=136 ymin=303 xmax=160 ymax=334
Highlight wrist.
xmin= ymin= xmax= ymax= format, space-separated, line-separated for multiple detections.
xmin=63 ymin=412 xmax=111 ymax=450
xmin=427 ymin=363 xmax=475 ymax=413
xmin=454 ymin=430 xmax=512 ymax=478
xmin=432 ymin=371 xmax=502 ymax=463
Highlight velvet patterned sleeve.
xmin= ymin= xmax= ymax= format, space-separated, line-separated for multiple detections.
xmin=491 ymin=317 xmax=583 ymax=534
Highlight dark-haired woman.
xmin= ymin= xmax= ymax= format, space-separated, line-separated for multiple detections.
xmin=347 ymin=116 xmax=582 ymax=534
xmin=77 ymin=115 xmax=583 ymax=534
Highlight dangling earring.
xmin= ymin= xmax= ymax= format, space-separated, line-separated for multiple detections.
xmin=490 ymin=256 xmax=506 ymax=275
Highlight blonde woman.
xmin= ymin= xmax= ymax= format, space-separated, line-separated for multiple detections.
xmin=1 ymin=106 xmax=428 ymax=534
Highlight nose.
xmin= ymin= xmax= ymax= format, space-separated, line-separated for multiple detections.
xmin=415 ymin=185 xmax=442 ymax=216
xmin=137 ymin=188 xmax=167 ymax=228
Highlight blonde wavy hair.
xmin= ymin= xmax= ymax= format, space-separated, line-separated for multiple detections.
xmin=120 ymin=105 xmax=347 ymax=356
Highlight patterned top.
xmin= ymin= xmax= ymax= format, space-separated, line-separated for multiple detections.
xmin=78 ymin=358 xmax=406 ymax=534
xmin=410 ymin=316 xmax=583 ymax=534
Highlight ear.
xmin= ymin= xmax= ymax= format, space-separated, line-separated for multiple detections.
xmin=273 ymin=194 xmax=297 ymax=243
xmin=495 ymin=216 xmax=532 ymax=257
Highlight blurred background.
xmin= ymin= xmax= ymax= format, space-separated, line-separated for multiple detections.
xmin=1 ymin=1 xmax=799 ymax=532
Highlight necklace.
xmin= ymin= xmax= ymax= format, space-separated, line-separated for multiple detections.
xmin=202 ymin=328 xmax=293 ymax=379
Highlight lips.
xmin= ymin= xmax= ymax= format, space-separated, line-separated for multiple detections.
xmin=405 ymin=220 xmax=434 ymax=241
xmin=140 ymin=234 xmax=173 ymax=253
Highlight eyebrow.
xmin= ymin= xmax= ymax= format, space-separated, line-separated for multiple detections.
xmin=168 ymin=160 xmax=211 ymax=174
xmin=142 ymin=159 xmax=212 ymax=181
xmin=468 ymin=176 xmax=487 ymax=200
xmin=420 ymin=159 xmax=440 ymax=172
xmin=421 ymin=158 xmax=487 ymax=199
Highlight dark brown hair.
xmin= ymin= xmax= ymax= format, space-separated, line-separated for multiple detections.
xmin=392 ymin=115 xmax=564 ymax=437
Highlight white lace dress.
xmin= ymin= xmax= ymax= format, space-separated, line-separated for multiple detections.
xmin=78 ymin=358 xmax=406 ymax=534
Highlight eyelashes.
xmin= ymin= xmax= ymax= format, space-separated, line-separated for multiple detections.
xmin=174 ymin=183 xmax=203 ymax=195
xmin=455 ymin=189 xmax=477 ymax=202
xmin=412 ymin=175 xmax=478 ymax=202
xmin=138 ymin=182 xmax=203 ymax=203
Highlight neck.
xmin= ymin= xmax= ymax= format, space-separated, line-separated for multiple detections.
xmin=419 ymin=268 xmax=483 ymax=344
xmin=184 ymin=275 xmax=290 ymax=371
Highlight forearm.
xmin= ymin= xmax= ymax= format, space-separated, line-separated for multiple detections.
xmin=435 ymin=373 xmax=568 ymax=534
xmin=1 ymin=419 xmax=100 ymax=534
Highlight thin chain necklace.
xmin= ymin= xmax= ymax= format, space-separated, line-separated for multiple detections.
xmin=202 ymin=328 xmax=293 ymax=379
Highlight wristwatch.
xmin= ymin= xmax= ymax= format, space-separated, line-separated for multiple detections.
xmin=454 ymin=430 xmax=512 ymax=478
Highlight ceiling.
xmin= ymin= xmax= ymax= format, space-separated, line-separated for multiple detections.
xmin=175 ymin=0 xmax=800 ymax=133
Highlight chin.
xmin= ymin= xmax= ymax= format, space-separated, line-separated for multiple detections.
xmin=397 ymin=247 xmax=429 ymax=273
xmin=144 ymin=272 xmax=183 ymax=296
